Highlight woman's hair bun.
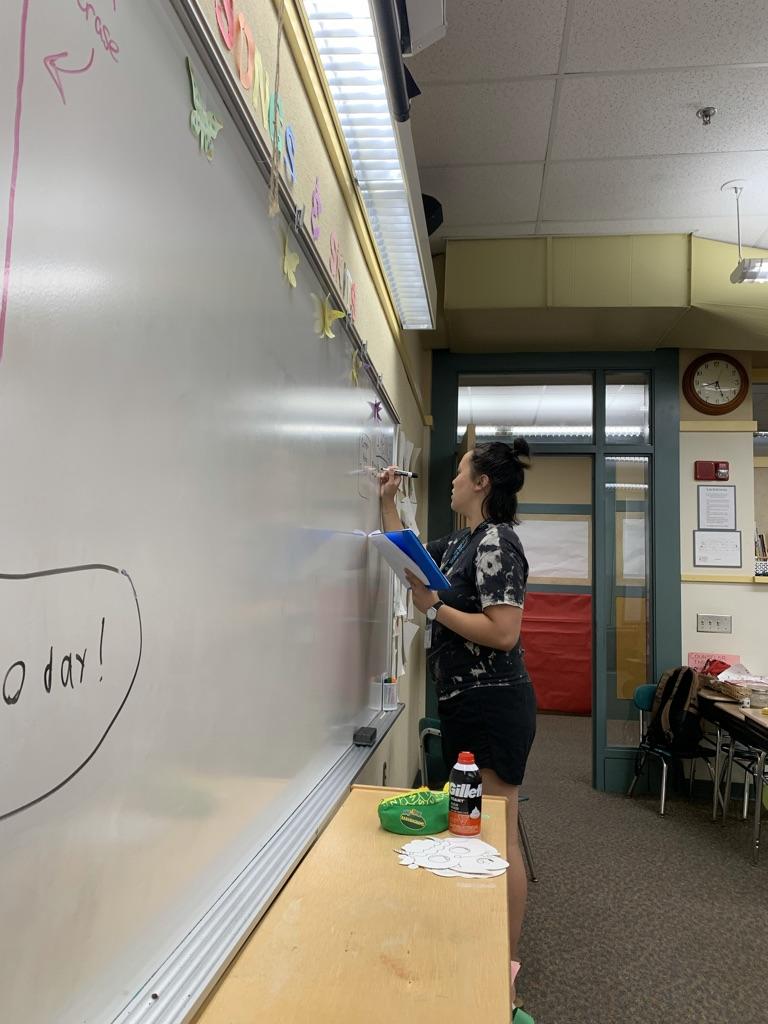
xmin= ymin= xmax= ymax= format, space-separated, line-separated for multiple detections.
xmin=512 ymin=437 xmax=531 ymax=463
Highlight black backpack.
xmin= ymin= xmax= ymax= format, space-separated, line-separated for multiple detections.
xmin=645 ymin=666 xmax=706 ymax=753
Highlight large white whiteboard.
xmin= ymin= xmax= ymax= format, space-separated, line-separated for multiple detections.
xmin=0 ymin=2 xmax=395 ymax=1021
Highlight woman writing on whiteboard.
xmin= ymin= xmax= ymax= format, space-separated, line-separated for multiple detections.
xmin=380 ymin=440 xmax=536 ymax=1004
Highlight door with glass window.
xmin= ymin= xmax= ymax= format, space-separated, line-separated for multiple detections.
xmin=455 ymin=370 xmax=654 ymax=787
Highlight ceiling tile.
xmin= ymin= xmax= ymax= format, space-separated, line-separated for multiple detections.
xmin=553 ymin=68 xmax=768 ymax=160
xmin=420 ymin=164 xmax=544 ymax=228
xmin=542 ymin=153 xmax=768 ymax=223
xmin=407 ymin=0 xmax=568 ymax=81
xmin=567 ymin=0 xmax=768 ymax=72
xmin=411 ymin=80 xmax=556 ymax=166
xmin=541 ymin=217 xmax=768 ymax=247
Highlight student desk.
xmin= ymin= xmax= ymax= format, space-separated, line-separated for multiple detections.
xmin=193 ymin=785 xmax=511 ymax=1024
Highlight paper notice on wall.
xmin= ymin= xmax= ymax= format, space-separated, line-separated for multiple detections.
xmin=398 ymin=496 xmax=419 ymax=534
xmin=394 ymin=624 xmax=405 ymax=677
xmin=394 ymin=580 xmax=409 ymax=619
xmin=622 ymin=518 xmax=646 ymax=579
xmin=693 ymin=530 xmax=742 ymax=568
xmin=403 ymin=620 xmax=420 ymax=656
xmin=515 ymin=518 xmax=590 ymax=580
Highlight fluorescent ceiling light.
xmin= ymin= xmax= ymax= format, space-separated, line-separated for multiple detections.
xmin=730 ymin=258 xmax=768 ymax=284
xmin=456 ymin=425 xmax=649 ymax=440
xmin=302 ymin=0 xmax=434 ymax=330
xmin=723 ymin=183 xmax=768 ymax=283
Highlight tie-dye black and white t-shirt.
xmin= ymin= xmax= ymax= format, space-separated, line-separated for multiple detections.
xmin=426 ymin=521 xmax=529 ymax=702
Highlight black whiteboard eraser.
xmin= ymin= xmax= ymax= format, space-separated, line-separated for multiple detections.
xmin=353 ymin=726 xmax=377 ymax=747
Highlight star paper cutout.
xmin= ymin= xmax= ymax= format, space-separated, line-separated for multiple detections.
xmin=368 ymin=399 xmax=383 ymax=422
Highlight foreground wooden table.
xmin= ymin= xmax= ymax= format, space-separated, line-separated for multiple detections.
xmin=194 ymin=785 xmax=510 ymax=1024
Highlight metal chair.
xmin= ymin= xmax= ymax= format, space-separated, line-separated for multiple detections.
xmin=720 ymin=715 xmax=768 ymax=863
xmin=418 ymin=716 xmax=538 ymax=882
xmin=627 ymin=682 xmax=717 ymax=816
xmin=702 ymin=700 xmax=754 ymax=823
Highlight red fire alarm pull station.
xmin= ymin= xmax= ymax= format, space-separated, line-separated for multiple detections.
xmin=694 ymin=460 xmax=730 ymax=481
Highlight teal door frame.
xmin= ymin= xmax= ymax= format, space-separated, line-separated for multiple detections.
xmin=428 ymin=349 xmax=681 ymax=791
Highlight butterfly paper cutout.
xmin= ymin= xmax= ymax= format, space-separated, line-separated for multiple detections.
xmin=187 ymin=58 xmax=223 ymax=161
xmin=312 ymin=294 xmax=345 ymax=339
xmin=283 ymin=235 xmax=299 ymax=287
xmin=350 ymin=349 xmax=361 ymax=386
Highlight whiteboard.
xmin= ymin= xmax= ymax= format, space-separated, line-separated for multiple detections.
xmin=0 ymin=1 xmax=395 ymax=1021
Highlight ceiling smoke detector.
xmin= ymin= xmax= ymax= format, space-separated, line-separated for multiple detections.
xmin=696 ymin=106 xmax=717 ymax=126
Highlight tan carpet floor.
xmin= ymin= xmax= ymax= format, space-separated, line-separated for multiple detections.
xmin=519 ymin=714 xmax=767 ymax=1024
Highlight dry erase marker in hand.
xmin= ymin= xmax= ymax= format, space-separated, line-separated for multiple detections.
xmin=390 ymin=468 xmax=418 ymax=479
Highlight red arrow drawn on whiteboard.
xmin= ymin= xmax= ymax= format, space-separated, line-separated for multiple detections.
xmin=1 ymin=0 xmax=30 ymax=362
xmin=43 ymin=48 xmax=95 ymax=105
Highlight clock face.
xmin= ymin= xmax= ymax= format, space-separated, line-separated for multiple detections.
xmin=683 ymin=353 xmax=748 ymax=415
xmin=692 ymin=358 xmax=743 ymax=407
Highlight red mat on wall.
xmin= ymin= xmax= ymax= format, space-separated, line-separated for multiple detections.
xmin=521 ymin=593 xmax=592 ymax=714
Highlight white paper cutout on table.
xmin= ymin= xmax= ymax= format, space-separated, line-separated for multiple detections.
xmin=396 ymin=837 xmax=509 ymax=878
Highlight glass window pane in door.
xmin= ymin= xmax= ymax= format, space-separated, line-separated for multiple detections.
xmin=457 ymin=374 xmax=593 ymax=445
xmin=605 ymin=373 xmax=649 ymax=444
xmin=605 ymin=456 xmax=651 ymax=747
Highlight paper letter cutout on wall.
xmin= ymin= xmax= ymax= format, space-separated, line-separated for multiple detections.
xmin=329 ymin=232 xmax=340 ymax=280
xmin=252 ymin=50 xmax=270 ymax=131
xmin=312 ymin=294 xmax=345 ymax=339
xmin=350 ymin=282 xmax=358 ymax=323
xmin=311 ymin=178 xmax=322 ymax=241
xmin=187 ymin=59 xmax=223 ymax=161
xmin=235 ymin=13 xmax=255 ymax=90
xmin=215 ymin=0 xmax=235 ymax=49
xmin=282 ymin=235 xmax=299 ymax=287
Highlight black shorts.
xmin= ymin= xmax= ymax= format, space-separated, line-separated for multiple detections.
xmin=439 ymin=682 xmax=537 ymax=786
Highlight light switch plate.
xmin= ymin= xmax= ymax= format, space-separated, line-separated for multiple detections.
xmin=697 ymin=614 xmax=732 ymax=634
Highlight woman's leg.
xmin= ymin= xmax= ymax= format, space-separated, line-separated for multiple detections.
xmin=481 ymin=768 xmax=526 ymax=962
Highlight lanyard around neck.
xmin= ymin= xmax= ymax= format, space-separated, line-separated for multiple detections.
xmin=442 ymin=522 xmax=488 ymax=573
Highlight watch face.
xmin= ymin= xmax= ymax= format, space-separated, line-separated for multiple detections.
xmin=691 ymin=357 xmax=743 ymax=408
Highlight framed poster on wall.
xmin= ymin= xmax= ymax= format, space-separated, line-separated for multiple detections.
xmin=693 ymin=529 xmax=742 ymax=568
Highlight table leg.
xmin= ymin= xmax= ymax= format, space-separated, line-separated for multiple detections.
xmin=753 ymin=752 xmax=765 ymax=865
xmin=712 ymin=727 xmax=721 ymax=822
xmin=722 ymin=737 xmax=735 ymax=824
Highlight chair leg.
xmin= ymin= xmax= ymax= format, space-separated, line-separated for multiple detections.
xmin=688 ymin=759 xmax=696 ymax=798
xmin=753 ymin=752 xmax=765 ymax=865
xmin=722 ymin=739 xmax=736 ymax=824
xmin=660 ymin=759 xmax=669 ymax=816
xmin=628 ymin=752 xmax=648 ymax=797
xmin=712 ymin=728 xmax=722 ymax=822
xmin=742 ymin=768 xmax=751 ymax=821
xmin=518 ymin=810 xmax=538 ymax=884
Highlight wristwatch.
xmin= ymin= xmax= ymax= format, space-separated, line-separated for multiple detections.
xmin=426 ymin=601 xmax=444 ymax=623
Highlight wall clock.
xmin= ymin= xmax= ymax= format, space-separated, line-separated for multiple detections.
xmin=682 ymin=353 xmax=749 ymax=416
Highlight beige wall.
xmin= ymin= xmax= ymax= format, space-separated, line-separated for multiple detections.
xmin=196 ymin=0 xmax=429 ymax=787
xmin=678 ymin=349 xmax=768 ymax=674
